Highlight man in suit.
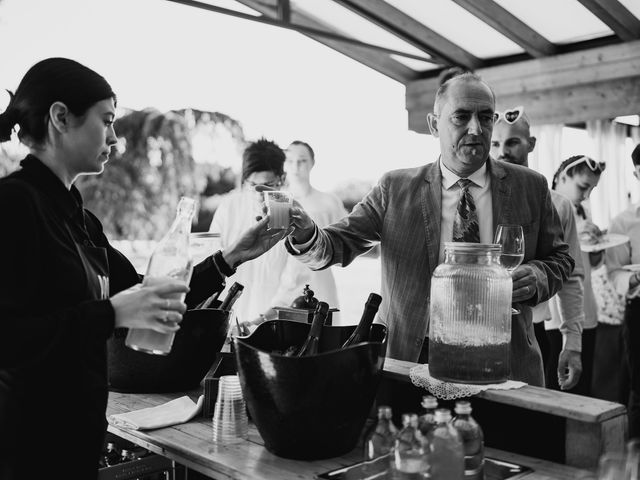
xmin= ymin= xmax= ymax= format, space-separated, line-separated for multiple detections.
xmin=285 ymin=73 xmax=573 ymax=386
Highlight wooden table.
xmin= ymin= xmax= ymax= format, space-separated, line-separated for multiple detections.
xmin=106 ymin=353 xmax=623 ymax=480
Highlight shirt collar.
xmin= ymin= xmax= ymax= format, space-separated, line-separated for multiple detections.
xmin=440 ymin=159 xmax=488 ymax=190
xmin=18 ymin=154 xmax=84 ymax=220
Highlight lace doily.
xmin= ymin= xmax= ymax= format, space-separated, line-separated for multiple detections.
xmin=409 ymin=364 xmax=526 ymax=400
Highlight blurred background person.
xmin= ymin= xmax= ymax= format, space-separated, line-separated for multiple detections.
xmin=210 ymin=138 xmax=312 ymax=327
xmin=606 ymin=143 xmax=640 ymax=434
xmin=283 ymin=141 xmax=347 ymax=321
xmin=551 ymin=155 xmax=606 ymax=396
xmin=491 ymin=106 xmax=584 ymax=391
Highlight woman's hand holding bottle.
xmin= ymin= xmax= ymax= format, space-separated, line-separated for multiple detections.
xmin=110 ymin=279 xmax=189 ymax=332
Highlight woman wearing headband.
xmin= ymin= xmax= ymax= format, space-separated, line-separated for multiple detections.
xmin=551 ymin=155 xmax=606 ymax=396
xmin=0 ymin=58 xmax=286 ymax=479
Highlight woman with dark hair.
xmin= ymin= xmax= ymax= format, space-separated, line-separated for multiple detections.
xmin=550 ymin=155 xmax=606 ymax=396
xmin=0 ymin=58 xmax=285 ymax=479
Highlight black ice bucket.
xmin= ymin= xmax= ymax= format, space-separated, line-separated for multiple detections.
xmin=234 ymin=320 xmax=388 ymax=460
xmin=107 ymin=308 xmax=230 ymax=393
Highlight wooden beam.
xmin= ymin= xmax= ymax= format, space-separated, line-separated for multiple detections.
xmin=234 ymin=0 xmax=416 ymax=83
xmin=332 ymin=0 xmax=481 ymax=69
xmin=577 ymin=0 xmax=640 ymax=41
xmin=451 ymin=0 xmax=556 ymax=58
xmin=406 ymin=39 xmax=640 ymax=132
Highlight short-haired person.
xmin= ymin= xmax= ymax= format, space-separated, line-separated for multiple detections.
xmin=282 ymin=73 xmax=573 ymax=386
xmin=0 ymin=58 xmax=287 ymax=479
xmin=605 ymin=143 xmax=640 ymax=436
xmin=210 ymin=138 xmax=312 ymax=326
xmin=491 ymin=106 xmax=584 ymax=391
xmin=551 ymin=155 xmax=606 ymax=396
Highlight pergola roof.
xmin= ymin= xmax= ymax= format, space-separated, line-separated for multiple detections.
xmin=169 ymin=0 xmax=640 ymax=131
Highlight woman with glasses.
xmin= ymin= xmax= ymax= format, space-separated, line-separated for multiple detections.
xmin=551 ymin=155 xmax=606 ymax=396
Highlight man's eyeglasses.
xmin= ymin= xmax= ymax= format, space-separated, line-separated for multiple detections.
xmin=494 ymin=106 xmax=524 ymax=125
xmin=563 ymin=156 xmax=606 ymax=175
xmin=244 ymin=179 xmax=283 ymax=189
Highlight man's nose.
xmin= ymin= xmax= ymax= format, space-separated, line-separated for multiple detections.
xmin=467 ymin=114 xmax=482 ymax=135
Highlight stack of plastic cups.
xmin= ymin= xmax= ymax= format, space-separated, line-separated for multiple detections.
xmin=212 ymin=375 xmax=249 ymax=444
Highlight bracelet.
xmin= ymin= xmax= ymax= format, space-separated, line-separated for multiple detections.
xmin=213 ymin=250 xmax=236 ymax=277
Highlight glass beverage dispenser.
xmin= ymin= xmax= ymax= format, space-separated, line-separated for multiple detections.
xmin=428 ymin=243 xmax=512 ymax=383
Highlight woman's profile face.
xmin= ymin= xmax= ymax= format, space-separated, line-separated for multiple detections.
xmin=556 ymin=169 xmax=601 ymax=205
xmin=285 ymin=144 xmax=314 ymax=183
xmin=64 ymin=97 xmax=117 ymax=177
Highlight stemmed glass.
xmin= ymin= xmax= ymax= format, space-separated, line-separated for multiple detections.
xmin=494 ymin=224 xmax=525 ymax=315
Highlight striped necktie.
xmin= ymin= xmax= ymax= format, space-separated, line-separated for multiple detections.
xmin=452 ymin=178 xmax=480 ymax=243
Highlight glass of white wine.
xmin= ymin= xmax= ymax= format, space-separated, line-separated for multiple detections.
xmin=494 ymin=224 xmax=525 ymax=315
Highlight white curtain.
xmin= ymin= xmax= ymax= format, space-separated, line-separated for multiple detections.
xmin=586 ymin=119 xmax=629 ymax=229
xmin=530 ymin=124 xmax=564 ymax=185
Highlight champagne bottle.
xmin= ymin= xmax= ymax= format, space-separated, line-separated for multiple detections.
xmin=296 ymin=301 xmax=329 ymax=357
xmin=219 ymin=282 xmax=244 ymax=311
xmin=341 ymin=293 xmax=382 ymax=348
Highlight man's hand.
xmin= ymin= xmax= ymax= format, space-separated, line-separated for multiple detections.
xmin=557 ymin=349 xmax=582 ymax=390
xmin=223 ymin=216 xmax=289 ymax=268
xmin=511 ymin=264 xmax=537 ymax=303
xmin=254 ymin=185 xmax=316 ymax=244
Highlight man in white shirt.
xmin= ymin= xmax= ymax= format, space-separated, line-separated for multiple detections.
xmin=491 ymin=106 xmax=584 ymax=391
xmin=284 ymin=73 xmax=573 ymax=386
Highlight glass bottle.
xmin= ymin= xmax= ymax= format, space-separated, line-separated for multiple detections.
xmin=364 ymin=406 xmax=398 ymax=460
xmin=342 ymin=292 xmax=382 ymax=348
xmin=102 ymin=442 xmax=120 ymax=467
xmin=296 ymin=301 xmax=329 ymax=356
xmin=451 ymin=401 xmax=484 ymax=480
xmin=119 ymin=448 xmax=136 ymax=464
xmin=219 ymin=282 xmax=244 ymax=311
xmin=428 ymin=242 xmax=512 ymax=383
xmin=390 ymin=413 xmax=429 ymax=479
xmin=418 ymin=395 xmax=438 ymax=438
xmin=428 ymin=408 xmax=464 ymax=480
xmin=126 ymin=196 xmax=196 ymax=355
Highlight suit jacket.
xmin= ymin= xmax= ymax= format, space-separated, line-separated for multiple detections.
xmin=287 ymin=158 xmax=573 ymax=386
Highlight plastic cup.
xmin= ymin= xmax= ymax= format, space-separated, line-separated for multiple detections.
xmin=263 ymin=191 xmax=293 ymax=230
xmin=212 ymin=375 xmax=248 ymax=443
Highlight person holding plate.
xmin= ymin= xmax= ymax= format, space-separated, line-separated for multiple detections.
xmin=551 ymin=155 xmax=606 ymax=397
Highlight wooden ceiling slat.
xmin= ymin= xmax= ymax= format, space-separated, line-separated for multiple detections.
xmin=332 ymin=0 xmax=482 ymax=69
xmin=576 ymin=0 xmax=640 ymax=41
xmin=451 ymin=0 xmax=556 ymax=58
xmin=234 ymin=0 xmax=417 ymax=83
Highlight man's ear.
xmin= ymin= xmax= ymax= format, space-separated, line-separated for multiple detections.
xmin=427 ymin=113 xmax=439 ymax=137
xmin=527 ymin=136 xmax=537 ymax=153
xmin=49 ymin=102 xmax=69 ymax=134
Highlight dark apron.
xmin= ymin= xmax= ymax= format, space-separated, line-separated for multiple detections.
xmin=0 ymin=224 xmax=111 ymax=480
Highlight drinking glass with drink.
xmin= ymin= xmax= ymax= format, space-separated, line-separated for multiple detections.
xmin=263 ymin=191 xmax=293 ymax=230
xmin=494 ymin=224 xmax=525 ymax=315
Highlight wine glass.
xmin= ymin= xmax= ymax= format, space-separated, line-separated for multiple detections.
xmin=494 ymin=224 xmax=525 ymax=315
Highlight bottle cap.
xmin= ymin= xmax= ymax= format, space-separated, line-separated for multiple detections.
xmin=401 ymin=413 xmax=419 ymax=427
xmin=378 ymin=405 xmax=393 ymax=419
xmin=434 ymin=408 xmax=452 ymax=423
xmin=454 ymin=400 xmax=472 ymax=415
xmin=421 ymin=395 xmax=438 ymax=409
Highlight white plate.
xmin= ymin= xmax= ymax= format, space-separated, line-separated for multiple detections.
xmin=622 ymin=264 xmax=640 ymax=272
xmin=580 ymin=233 xmax=629 ymax=252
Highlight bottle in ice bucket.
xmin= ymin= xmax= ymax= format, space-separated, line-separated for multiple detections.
xmin=451 ymin=401 xmax=484 ymax=480
xmin=364 ymin=405 xmax=398 ymax=461
xmin=428 ymin=242 xmax=512 ymax=383
xmin=102 ymin=442 xmax=120 ymax=467
xmin=125 ymin=197 xmax=196 ymax=355
xmin=428 ymin=408 xmax=464 ymax=480
xmin=341 ymin=292 xmax=382 ymax=348
xmin=389 ymin=413 xmax=430 ymax=479
xmin=418 ymin=395 xmax=438 ymax=438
